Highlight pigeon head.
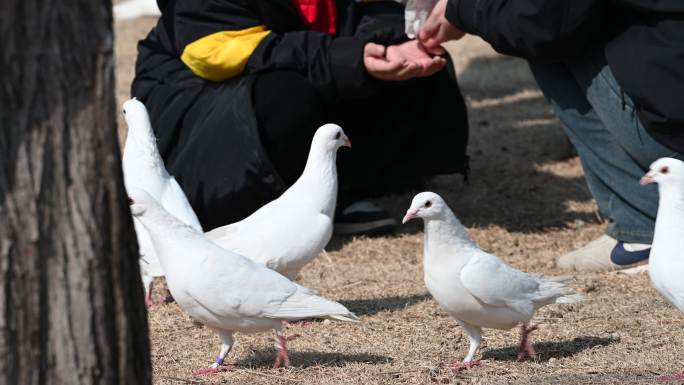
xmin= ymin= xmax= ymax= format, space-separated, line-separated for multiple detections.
xmin=122 ymin=98 xmax=155 ymax=144
xmin=402 ymin=192 xmax=448 ymax=224
xmin=640 ymin=157 xmax=684 ymax=187
xmin=311 ymin=123 xmax=351 ymax=153
xmin=122 ymin=98 xmax=148 ymax=126
xmin=127 ymin=187 xmax=159 ymax=217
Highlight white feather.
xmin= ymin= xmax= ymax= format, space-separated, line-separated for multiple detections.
xmin=407 ymin=192 xmax=583 ymax=363
xmin=121 ymin=98 xmax=202 ymax=301
xmin=113 ymin=0 xmax=161 ymax=20
xmin=206 ymin=124 xmax=349 ymax=280
xmin=645 ymin=158 xmax=684 ymax=313
xmin=129 ymin=188 xmax=357 ymax=361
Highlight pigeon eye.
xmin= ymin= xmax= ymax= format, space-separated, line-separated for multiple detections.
xmin=127 ymin=197 xmax=134 ymax=205
xmin=425 ymin=201 xmax=432 ymax=208
xmin=123 ymin=109 xmax=126 ymax=115
xmin=335 ymin=132 xmax=341 ymax=140
xmin=660 ymin=166 xmax=669 ymax=174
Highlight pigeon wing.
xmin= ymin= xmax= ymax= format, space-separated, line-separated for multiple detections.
xmin=460 ymin=252 xmax=540 ymax=318
xmin=183 ymin=245 xmax=348 ymax=320
xmin=210 ymin=207 xmax=332 ymax=273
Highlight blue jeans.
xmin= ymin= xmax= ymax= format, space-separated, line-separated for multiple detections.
xmin=529 ymin=46 xmax=678 ymax=244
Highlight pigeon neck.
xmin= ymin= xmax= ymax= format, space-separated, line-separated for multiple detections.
xmin=424 ymin=211 xmax=477 ymax=252
xmin=653 ymin=185 xmax=684 ymax=250
xmin=125 ymin=123 xmax=159 ymax=155
xmin=136 ymin=207 xmax=199 ymax=270
xmin=290 ymin=148 xmax=338 ymax=216
xmin=123 ymin=131 xmax=168 ymax=186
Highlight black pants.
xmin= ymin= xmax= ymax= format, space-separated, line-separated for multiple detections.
xmin=253 ymin=68 xmax=469 ymax=204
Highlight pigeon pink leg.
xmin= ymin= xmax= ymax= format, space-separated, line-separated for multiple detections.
xmin=273 ymin=331 xmax=301 ymax=368
xmin=448 ymin=360 xmax=481 ymax=372
xmin=144 ymin=286 xmax=155 ymax=309
xmin=658 ymin=373 xmax=684 ymax=382
xmin=448 ymin=321 xmax=482 ymax=371
xmin=516 ymin=324 xmax=538 ymax=361
xmin=193 ymin=331 xmax=235 ymax=376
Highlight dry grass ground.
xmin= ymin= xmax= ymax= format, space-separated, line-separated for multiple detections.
xmin=114 ymin=14 xmax=683 ymax=385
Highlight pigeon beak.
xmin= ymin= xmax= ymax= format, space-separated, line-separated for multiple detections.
xmin=640 ymin=172 xmax=655 ymax=185
xmin=343 ymin=136 xmax=352 ymax=148
xmin=402 ymin=209 xmax=418 ymax=224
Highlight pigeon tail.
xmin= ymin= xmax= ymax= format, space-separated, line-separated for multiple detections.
xmin=554 ymin=293 xmax=585 ymax=304
xmin=271 ymin=286 xmax=359 ymax=323
xmin=533 ymin=275 xmax=584 ymax=306
xmin=326 ymin=313 xmax=361 ymax=323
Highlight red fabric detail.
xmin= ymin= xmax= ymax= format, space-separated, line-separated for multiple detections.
xmin=292 ymin=0 xmax=337 ymax=34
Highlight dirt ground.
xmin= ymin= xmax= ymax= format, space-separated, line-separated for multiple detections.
xmin=114 ymin=14 xmax=683 ymax=385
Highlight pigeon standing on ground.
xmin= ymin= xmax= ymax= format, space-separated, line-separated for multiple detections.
xmin=640 ymin=158 xmax=684 ymax=382
xmin=121 ymin=98 xmax=203 ymax=306
xmin=641 ymin=157 xmax=684 ymax=314
xmin=128 ymin=188 xmax=359 ymax=374
xmin=402 ymin=192 xmax=584 ymax=370
xmin=206 ymin=124 xmax=350 ymax=280
xmin=113 ymin=0 xmax=161 ymax=20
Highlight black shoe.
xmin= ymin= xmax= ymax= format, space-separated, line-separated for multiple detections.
xmin=610 ymin=242 xmax=650 ymax=267
xmin=333 ymin=201 xmax=397 ymax=236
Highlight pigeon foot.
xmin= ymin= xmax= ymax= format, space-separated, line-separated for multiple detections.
xmin=658 ymin=373 xmax=684 ymax=382
xmin=192 ymin=365 xmax=233 ymax=376
xmin=516 ymin=324 xmax=538 ymax=362
xmin=273 ymin=332 xmax=301 ymax=368
xmin=447 ymin=360 xmax=480 ymax=372
xmin=144 ymin=290 xmax=157 ymax=309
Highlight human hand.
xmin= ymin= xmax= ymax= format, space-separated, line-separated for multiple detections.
xmin=418 ymin=0 xmax=465 ymax=55
xmin=385 ymin=39 xmax=446 ymax=77
xmin=364 ymin=42 xmax=424 ymax=81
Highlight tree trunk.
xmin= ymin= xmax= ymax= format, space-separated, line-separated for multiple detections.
xmin=0 ymin=1 xmax=151 ymax=385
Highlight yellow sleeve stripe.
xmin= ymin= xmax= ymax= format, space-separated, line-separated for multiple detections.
xmin=180 ymin=25 xmax=271 ymax=82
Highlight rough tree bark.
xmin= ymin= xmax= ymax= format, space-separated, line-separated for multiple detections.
xmin=0 ymin=1 xmax=151 ymax=385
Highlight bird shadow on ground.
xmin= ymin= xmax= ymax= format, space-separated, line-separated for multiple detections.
xmin=339 ymin=293 xmax=431 ymax=317
xmin=235 ymin=350 xmax=393 ymax=369
xmin=482 ymin=335 xmax=619 ymax=362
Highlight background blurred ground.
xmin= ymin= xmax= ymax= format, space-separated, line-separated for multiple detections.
xmin=114 ymin=14 xmax=683 ymax=385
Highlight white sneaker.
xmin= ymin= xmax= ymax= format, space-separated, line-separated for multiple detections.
xmin=557 ymin=235 xmax=650 ymax=272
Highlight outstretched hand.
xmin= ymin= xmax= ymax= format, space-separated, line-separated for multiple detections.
xmin=386 ymin=40 xmax=446 ymax=77
xmin=364 ymin=40 xmax=446 ymax=81
xmin=418 ymin=0 xmax=465 ymax=55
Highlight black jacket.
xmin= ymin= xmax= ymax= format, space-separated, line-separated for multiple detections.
xmin=132 ymin=0 xmax=469 ymax=229
xmin=134 ymin=0 xmax=407 ymax=104
xmin=446 ymin=0 xmax=684 ymax=153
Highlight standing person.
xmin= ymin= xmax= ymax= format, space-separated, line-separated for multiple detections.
xmin=131 ymin=0 xmax=470 ymax=235
xmin=419 ymin=0 xmax=684 ymax=271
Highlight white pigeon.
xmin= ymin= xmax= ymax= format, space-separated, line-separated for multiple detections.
xmin=641 ymin=158 xmax=684 ymax=313
xmin=113 ymin=0 xmax=161 ymax=20
xmin=121 ymin=98 xmax=203 ymax=306
xmin=402 ymin=192 xmax=584 ymax=369
xmin=206 ymin=124 xmax=350 ymax=280
xmin=128 ymin=188 xmax=359 ymax=373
